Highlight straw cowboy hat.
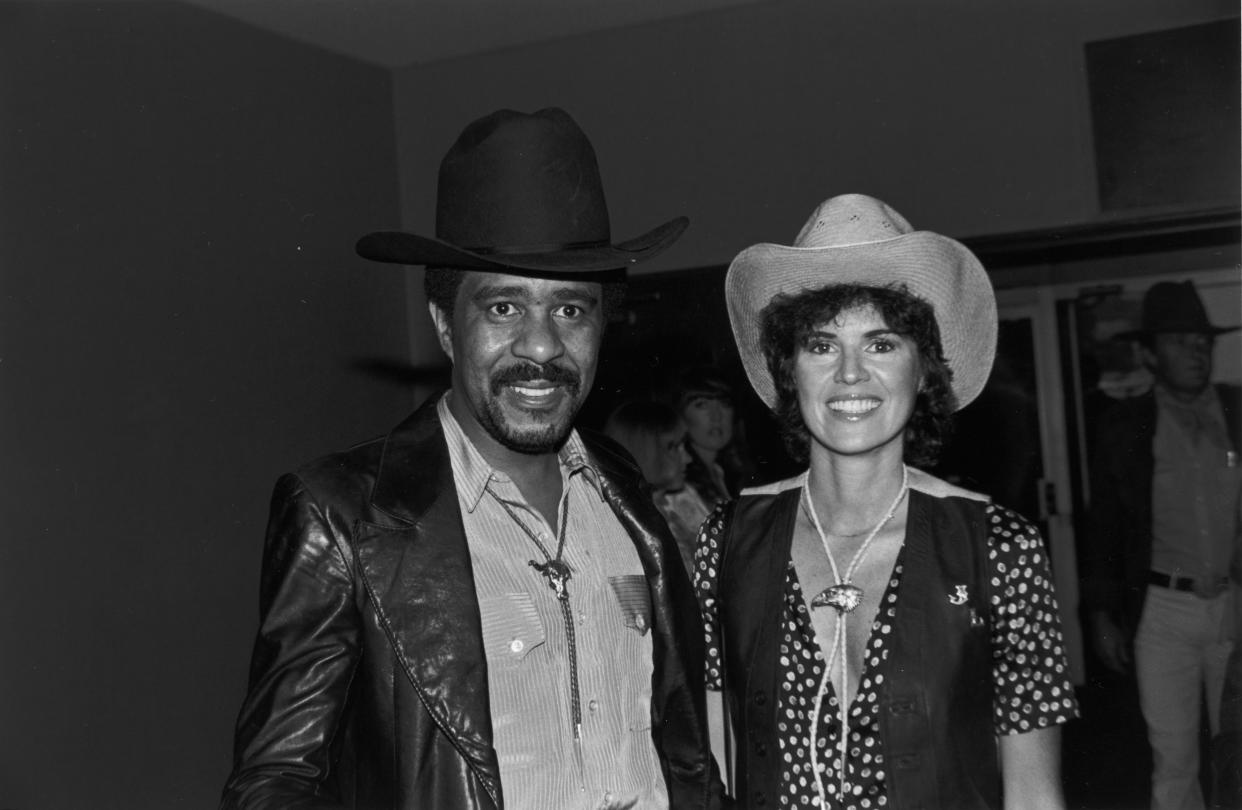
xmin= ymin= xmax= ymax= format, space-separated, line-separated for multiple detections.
xmin=1118 ymin=280 xmax=1239 ymax=340
xmin=725 ymin=193 xmax=997 ymax=411
xmin=355 ymin=107 xmax=687 ymax=273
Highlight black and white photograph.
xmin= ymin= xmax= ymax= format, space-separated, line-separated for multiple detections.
xmin=1 ymin=2 xmax=1238 ymax=808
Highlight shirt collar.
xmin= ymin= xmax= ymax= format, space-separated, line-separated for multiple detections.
xmin=1154 ymin=382 xmax=1229 ymax=447
xmin=436 ymin=392 xmax=604 ymax=514
xmin=1154 ymin=381 xmax=1220 ymax=414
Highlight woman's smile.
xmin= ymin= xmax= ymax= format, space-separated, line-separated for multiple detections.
xmin=825 ymin=395 xmax=882 ymax=419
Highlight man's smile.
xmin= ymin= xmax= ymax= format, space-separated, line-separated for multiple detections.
xmin=504 ymin=381 xmax=569 ymax=409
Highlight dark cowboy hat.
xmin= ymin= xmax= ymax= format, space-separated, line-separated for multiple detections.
xmin=355 ymin=107 xmax=688 ymax=273
xmin=1117 ymin=280 xmax=1239 ymax=340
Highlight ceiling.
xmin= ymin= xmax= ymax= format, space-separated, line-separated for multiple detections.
xmin=183 ymin=0 xmax=768 ymax=68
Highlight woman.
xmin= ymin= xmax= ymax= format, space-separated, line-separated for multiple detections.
xmin=676 ymin=366 xmax=752 ymax=507
xmin=604 ymin=399 xmax=705 ymax=574
xmin=696 ymin=194 xmax=1077 ymax=809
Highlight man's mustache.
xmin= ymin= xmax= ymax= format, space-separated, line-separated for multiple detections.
xmin=490 ymin=363 xmax=581 ymax=396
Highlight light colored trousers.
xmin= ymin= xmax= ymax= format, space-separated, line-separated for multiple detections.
xmin=1135 ymin=585 xmax=1235 ymax=810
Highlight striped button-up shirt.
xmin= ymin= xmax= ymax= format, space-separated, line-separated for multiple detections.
xmin=438 ymin=395 xmax=669 ymax=810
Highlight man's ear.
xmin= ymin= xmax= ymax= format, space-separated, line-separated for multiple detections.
xmin=428 ymin=302 xmax=454 ymax=361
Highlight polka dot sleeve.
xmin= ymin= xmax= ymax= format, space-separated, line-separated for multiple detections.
xmin=692 ymin=501 xmax=732 ymax=691
xmin=986 ymin=503 xmax=1079 ymax=735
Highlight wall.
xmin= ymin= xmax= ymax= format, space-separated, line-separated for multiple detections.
xmin=391 ymin=0 xmax=1238 ymax=368
xmin=0 ymin=4 xmax=411 ymax=807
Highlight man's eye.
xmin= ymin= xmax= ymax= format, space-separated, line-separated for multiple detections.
xmin=489 ymin=302 xmax=516 ymax=317
xmin=557 ymin=304 xmax=582 ymax=319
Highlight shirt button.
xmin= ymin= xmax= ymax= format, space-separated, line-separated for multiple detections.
xmin=509 ymin=639 xmax=524 ymax=654
xmin=603 ymin=792 xmax=613 ymax=803
xmin=589 ymin=699 xmax=599 ymax=712
xmin=579 ymin=612 xmax=587 ymax=624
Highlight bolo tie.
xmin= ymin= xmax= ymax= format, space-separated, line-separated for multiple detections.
xmin=491 ymin=493 xmax=585 ymax=741
xmin=802 ymin=465 xmax=909 ymax=808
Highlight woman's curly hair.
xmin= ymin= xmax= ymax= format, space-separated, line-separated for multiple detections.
xmin=759 ymin=283 xmax=956 ymax=468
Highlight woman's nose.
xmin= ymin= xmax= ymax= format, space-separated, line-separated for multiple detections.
xmin=512 ymin=313 xmax=565 ymax=364
xmin=835 ymin=349 xmax=870 ymax=384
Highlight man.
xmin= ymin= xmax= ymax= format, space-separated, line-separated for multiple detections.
xmin=1083 ymin=280 xmax=1241 ymax=810
xmin=220 ymin=108 xmax=721 ymax=810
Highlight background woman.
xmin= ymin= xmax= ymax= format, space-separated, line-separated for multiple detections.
xmin=675 ymin=366 xmax=754 ymax=507
xmin=603 ymin=399 xmax=704 ymax=574
xmin=696 ymin=194 xmax=1078 ymax=809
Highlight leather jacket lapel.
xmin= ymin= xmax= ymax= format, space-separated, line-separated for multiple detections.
xmin=356 ymin=398 xmax=502 ymax=805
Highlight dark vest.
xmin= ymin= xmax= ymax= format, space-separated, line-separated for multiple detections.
xmin=716 ymin=487 xmax=1000 ymax=810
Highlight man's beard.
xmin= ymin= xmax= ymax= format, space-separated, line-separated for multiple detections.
xmin=478 ymin=362 xmax=584 ymax=454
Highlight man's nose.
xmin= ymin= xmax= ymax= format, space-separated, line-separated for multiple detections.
xmin=512 ymin=313 xmax=565 ymax=364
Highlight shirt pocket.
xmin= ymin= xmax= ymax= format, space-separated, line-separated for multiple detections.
xmin=477 ymin=592 xmax=546 ymax=669
xmin=608 ymin=574 xmax=653 ymax=636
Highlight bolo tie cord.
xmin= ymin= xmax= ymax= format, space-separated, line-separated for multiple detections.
xmin=492 ymin=493 xmax=583 ymax=740
xmin=802 ymin=466 xmax=909 ymax=808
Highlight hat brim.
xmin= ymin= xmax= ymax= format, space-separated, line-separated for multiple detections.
xmin=356 ymin=216 xmax=688 ymax=274
xmin=725 ymin=231 xmax=997 ymax=411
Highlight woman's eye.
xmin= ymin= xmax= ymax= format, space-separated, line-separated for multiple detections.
xmin=870 ymin=338 xmax=897 ymax=353
xmin=806 ymin=340 xmax=833 ymax=354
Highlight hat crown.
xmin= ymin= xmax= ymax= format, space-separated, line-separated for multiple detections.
xmin=793 ymin=193 xmax=915 ymax=250
xmin=1141 ymin=281 xmax=1217 ymax=333
xmin=435 ymin=108 xmax=611 ymax=254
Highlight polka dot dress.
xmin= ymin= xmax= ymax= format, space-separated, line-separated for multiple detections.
xmin=694 ymin=498 xmax=1079 ymax=809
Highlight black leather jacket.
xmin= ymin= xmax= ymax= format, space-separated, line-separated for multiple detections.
xmin=221 ymin=398 xmax=722 ymax=809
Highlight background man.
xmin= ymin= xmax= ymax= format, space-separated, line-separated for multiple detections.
xmin=1084 ymin=280 xmax=1240 ymax=810
xmin=220 ymin=108 xmax=721 ymax=810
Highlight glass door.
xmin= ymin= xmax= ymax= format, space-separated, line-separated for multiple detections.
xmin=933 ymin=288 xmax=1086 ymax=684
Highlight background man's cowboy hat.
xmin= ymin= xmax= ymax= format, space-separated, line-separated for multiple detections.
xmin=1118 ymin=280 xmax=1240 ymax=340
xmin=725 ymin=193 xmax=997 ymax=411
xmin=356 ymin=107 xmax=687 ymax=273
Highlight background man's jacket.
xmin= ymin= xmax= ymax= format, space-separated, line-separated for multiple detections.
xmin=1082 ymin=383 xmax=1241 ymax=635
